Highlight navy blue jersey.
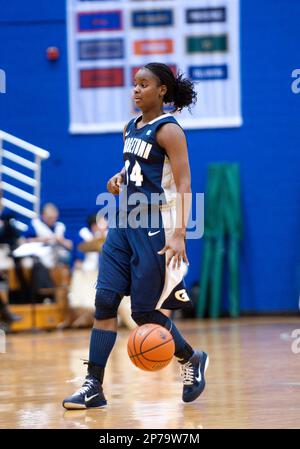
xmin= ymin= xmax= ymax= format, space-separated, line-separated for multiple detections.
xmin=122 ymin=113 xmax=180 ymax=208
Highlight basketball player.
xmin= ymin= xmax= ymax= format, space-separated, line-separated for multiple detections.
xmin=62 ymin=63 xmax=209 ymax=409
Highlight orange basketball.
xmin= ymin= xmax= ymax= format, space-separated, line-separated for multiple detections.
xmin=127 ymin=323 xmax=175 ymax=371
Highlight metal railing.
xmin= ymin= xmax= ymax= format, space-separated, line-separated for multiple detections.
xmin=0 ymin=130 xmax=50 ymax=229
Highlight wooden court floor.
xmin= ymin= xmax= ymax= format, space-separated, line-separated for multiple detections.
xmin=0 ymin=317 xmax=299 ymax=429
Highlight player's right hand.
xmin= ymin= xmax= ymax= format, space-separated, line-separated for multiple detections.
xmin=107 ymin=172 xmax=124 ymax=195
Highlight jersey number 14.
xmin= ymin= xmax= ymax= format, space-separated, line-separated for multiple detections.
xmin=125 ymin=160 xmax=143 ymax=186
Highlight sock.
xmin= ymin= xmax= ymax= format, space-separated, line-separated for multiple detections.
xmin=174 ymin=343 xmax=194 ymax=364
xmin=168 ymin=321 xmax=194 ymax=363
xmin=88 ymin=328 xmax=117 ymax=368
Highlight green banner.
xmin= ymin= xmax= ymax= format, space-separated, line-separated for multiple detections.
xmin=187 ymin=34 xmax=228 ymax=53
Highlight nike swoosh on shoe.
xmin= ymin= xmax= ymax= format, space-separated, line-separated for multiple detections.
xmin=85 ymin=393 xmax=99 ymax=402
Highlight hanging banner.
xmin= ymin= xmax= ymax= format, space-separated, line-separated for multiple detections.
xmin=67 ymin=0 xmax=242 ymax=133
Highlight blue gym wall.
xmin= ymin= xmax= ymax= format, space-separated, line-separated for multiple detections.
xmin=0 ymin=1 xmax=299 ymax=312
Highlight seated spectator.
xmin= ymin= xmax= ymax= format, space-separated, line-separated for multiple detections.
xmin=23 ymin=203 xmax=73 ymax=268
xmin=14 ymin=203 xmax=73 ymax=304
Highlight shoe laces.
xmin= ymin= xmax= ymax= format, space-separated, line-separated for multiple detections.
xmin=180 ymin=361 xmax=195 ymax=386
xmin=75 ymin=378 xmax=97 ymax=395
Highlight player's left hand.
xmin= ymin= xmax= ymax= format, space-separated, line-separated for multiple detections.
xmin=158 ymin=233 xmax=189 ymax=270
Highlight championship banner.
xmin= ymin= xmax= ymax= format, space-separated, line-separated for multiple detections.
xmin=67 ymin=0 xmax=242 ymax=133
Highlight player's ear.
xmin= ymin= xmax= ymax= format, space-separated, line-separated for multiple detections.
xmin=159 ymin=84 xmax=167 ymax=98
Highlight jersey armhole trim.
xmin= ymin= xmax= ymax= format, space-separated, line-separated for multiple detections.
xmin=155 ymin=120 xmax=183 ymax=154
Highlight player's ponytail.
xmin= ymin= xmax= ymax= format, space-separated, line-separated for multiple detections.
xmin=144 ymin=62 xmax=197 ymax=112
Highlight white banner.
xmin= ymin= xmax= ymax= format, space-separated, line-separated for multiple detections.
xmin=67 ymin=0 xmax=242 ymax=133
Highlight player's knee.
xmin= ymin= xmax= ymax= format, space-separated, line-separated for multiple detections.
xmin=131 ymin=310 xmax=170 ymax=328
xmin=95 ymin=289 xmax=121 ymax=320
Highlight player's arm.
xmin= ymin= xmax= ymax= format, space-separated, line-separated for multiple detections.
xmin=107 ymin=124 xmax=127 ymax=195
xmin=157 ymin=123 xmax=191 ymax=269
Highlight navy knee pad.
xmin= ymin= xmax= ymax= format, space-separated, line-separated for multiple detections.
xmin=95 ymin=289 xmax=122 ymax=320
xmin=131 ymin=310 xmax=171 ymax=330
